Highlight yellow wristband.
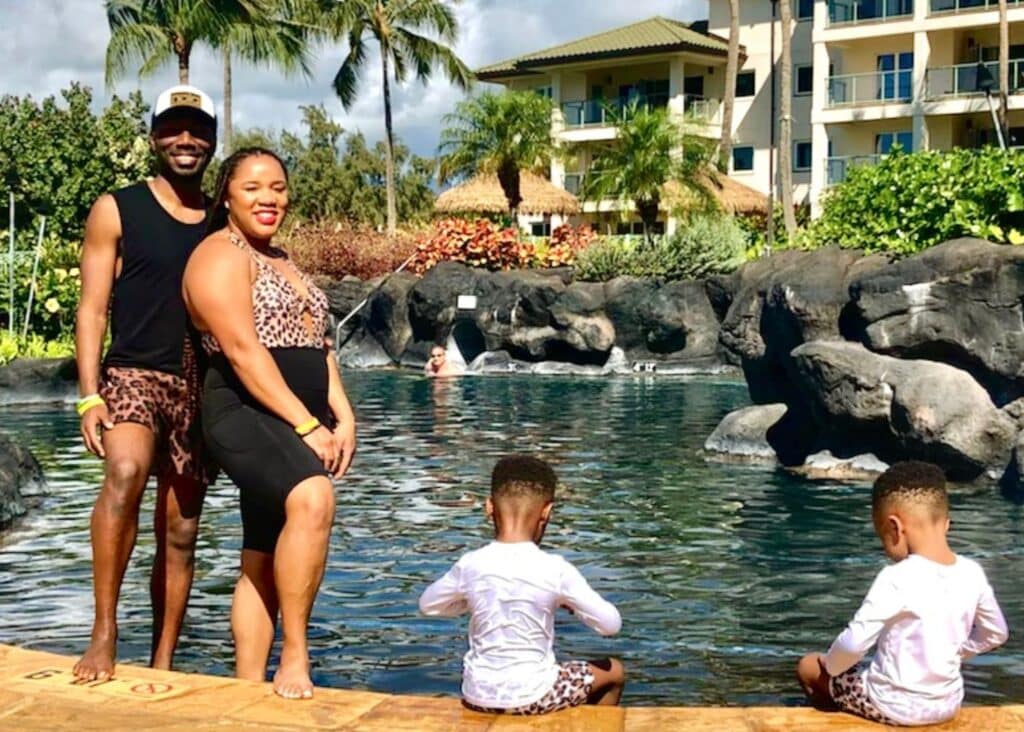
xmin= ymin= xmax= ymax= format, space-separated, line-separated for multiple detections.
xmin=76 ymin=395 xmax=105 ymax=417
xmin=294 ymin=417 xmax=321 ymax=437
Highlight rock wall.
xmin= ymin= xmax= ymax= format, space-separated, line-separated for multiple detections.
xmin=324 ymin=263 xmax=733 ymax=374
xmin=0 ymin=432 xmax=46 ymax=530
xmin=706 ymin=238 xmax=1024 ymax=486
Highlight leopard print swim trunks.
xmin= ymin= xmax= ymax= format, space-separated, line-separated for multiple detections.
xmin=99 ymin=338 xmax=211 ymax=483
xmin=830 ymin=664 xmax=898 ymax=725
xmin=464 ymin=661 xmax=595 ymax=716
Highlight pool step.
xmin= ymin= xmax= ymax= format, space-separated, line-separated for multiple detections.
xmin=0 ymin=644 xmax=1019 ymax=730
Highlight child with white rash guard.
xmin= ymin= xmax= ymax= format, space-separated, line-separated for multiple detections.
xmin=419 ymin=455 xmax=625 ymax=715
xmin=797 ymin=461 xmax=1009 ymax=726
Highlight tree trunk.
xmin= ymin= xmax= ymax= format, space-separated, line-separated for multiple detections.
xmin=999 ymin=0 xmax=1009 ymax=141
xmin=778 ymin=0 xmax=797 ymax=236
xmin=223 ymin=45 xmax=233 ymax=154
xmin=497 ymin=158 xmax=522 ymax=220
xmin=637 ymin=194 xmax=660 ymax=243
xmin=381 ymin=48 xmax=398 ymax=236
xmin=719 ymin=0 xmax=740 ymax=173
xmin=175 ymin=36 xmax=191 ymax=84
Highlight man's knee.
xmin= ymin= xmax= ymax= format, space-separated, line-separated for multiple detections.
xmin=101 ymin=458 xmax=148 ymax=508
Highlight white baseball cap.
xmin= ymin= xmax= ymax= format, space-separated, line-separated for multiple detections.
xmin=152 ymin=84 xmax=217 ymax=126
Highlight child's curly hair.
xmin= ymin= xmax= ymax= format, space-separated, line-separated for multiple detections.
xmin=491 ymin=455 xmax=556 ymax=502
xmin=872 ymin=461 xmax=948 ymax=520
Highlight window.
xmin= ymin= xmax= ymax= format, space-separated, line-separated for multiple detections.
xmin=736 ymin=71 xmax=756 ymax=97
xmin=795 ymin=65 xmax=813 ymax=95
xmin=877 ymin=52 xmax=913 ymax=101
xmin=794 ymin=141 xmax=813 ymax=171
xmin=733 ymin=146 xmax=755 ymax=172
xmin=796 ymin=0 xmax=814 ymax=20
xmin=875 ymin=131 xmax=913 ymax=154
xmin=530 ymin=221 xmax=552 ymax=237
xmin=534 ymin=86 xmax=552 ymax=98
xmin=615 ymin=221 xmax=664 ymax=235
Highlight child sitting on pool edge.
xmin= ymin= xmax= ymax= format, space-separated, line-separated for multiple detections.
xmin=797 ymin=461 xmax=1009 ymax=726
xmin=418 ymin=455 xmax=625 ymax=714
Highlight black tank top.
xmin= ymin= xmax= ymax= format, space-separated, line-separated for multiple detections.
xmin=103 ymin=182 xmax=207 ymax=375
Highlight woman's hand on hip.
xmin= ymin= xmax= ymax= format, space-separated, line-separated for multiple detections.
xmin=302 ymin=426 xmax=339 ymax=471
xmin=331 ymin=420 xmax=356 ymax=478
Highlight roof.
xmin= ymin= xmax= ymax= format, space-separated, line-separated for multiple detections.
xmin=477 ymin=16 xmax=733 ymax=81
xmin=663 ymin=173 xmax=769 ymax=216
xmin=435 ymin=171 xmax=581 ymax=216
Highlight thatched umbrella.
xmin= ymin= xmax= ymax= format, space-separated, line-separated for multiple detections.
xmin=663 ymin=172 xmax=769 ymax=216
xmin=435 ymin=171 xmax=581 ymax=216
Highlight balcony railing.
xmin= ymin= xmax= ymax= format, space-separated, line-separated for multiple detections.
xmin=828 ymin=71 xmax=913 ymax=106
xmin=930 ymin=0 xmax=1023 ymax=13
xmin=827 ymin=154 xmax=882 ymax=185
xmin=560 ymin=94 xmax=717 ymax=128
xmin=925 ymin=61 xmax=1024 ymax=99
xmin=828 ymin=0 xmax=913 ymax=25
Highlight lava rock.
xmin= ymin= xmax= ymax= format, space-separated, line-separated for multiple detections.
xmin=0 ymin=432 xmax=45 ymax=530
xmin=704 ymin=404 xmax=787 ymax=462
xmin=0 ymin=357 xmax=77 ymax=405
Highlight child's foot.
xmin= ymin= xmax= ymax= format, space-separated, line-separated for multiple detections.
xmin=273 ymin=648 xmax=313 ymax=700
xmin=73 ymin=631 xmax=117 ymax=681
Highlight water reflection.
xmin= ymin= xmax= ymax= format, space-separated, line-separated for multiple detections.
xmin=0 ymin=371 xmax=1020 ymax=705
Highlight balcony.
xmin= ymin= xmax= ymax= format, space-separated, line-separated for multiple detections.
xmin=930 ymin=0 xmax=1024 ymax=13
xmin=827 ymin=71 xmax=912 ymax=107
xmin=560 ymin=94 xmax=718 ymax=128
xmin=828 ymin=0 xmax=913 ymax=26
xmin=925 ymin=61 xmax=1024 ymax=99
xmin=826 ymin=154 xmax=882 ymax=185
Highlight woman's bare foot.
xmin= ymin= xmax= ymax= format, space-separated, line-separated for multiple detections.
xmin=73 ymin=631 xmax=117 ymax=681
xmin=273 ymin=647 xmax=313 ymax=700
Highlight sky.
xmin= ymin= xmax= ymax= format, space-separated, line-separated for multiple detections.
xmin=0 ymin=0 xmax=706 ymax=158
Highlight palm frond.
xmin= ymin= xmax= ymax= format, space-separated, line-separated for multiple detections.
xmin=332 ymin=25 xmax=366 ymax=109
xmin=393 ymin=28 xmax=470 ymax=88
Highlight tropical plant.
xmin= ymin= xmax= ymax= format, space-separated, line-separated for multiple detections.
xmin=574 ymin=214 xmax=747 ymax=282
xmin=438 ymin=91 xmax=556 ymax=217
xmin=413 ymin=218 xmax=533 ymax=273
xmin=581 ymin=102 xmax=714 ymax=240
xmin=805 ymin=147 xmax=1024 ymax=254
xmin=221 ymin=0 xmax=316 ymax=152
xmin=0 ymin=332 xmax=75 ymax=366
xmin=777 ymin=0 xmax=797 ymax=236
xmin=105 ymin=0 xmax=286 ymax=84
xmin=326 ymin=0 xmax=472 ymax=236
xmin=280 ymin=220 xmax=418 ymax=280
xmin=718 ymin=0 xmax=740 ymax=173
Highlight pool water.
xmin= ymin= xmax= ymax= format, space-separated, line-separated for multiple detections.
xmin=0 ymin=371 xmax=1021 ymax=706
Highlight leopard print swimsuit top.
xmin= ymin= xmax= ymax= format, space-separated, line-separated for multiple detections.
xmin=201 ymin=232 xmax=330 ymax=355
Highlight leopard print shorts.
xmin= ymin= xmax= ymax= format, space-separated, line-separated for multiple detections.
xmin=100 ymin=341 xmax=211 ymax=484
xmin=830 ymin=665 xmax=898 ymax=725
xmin=464 ymin=661 xmax=595 ymax=716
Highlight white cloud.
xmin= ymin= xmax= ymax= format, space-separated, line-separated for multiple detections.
xmin=0 ymin=0 xmax=707 ymax=156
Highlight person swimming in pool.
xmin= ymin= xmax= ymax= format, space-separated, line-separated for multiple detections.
xmin=182 ymin=147 xmax=356 ymax=700
xmin=425 ymin=343 xmax=464 ymax=378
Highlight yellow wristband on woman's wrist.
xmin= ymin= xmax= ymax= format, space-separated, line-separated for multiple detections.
xmin=76 ymin=394 xmax=105 ymax=416
xmin=294 ymin=417 xmax=321 ymax=437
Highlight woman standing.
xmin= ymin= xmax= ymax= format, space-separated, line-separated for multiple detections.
xmin=183 ymin=147 xmax=355 ymax=700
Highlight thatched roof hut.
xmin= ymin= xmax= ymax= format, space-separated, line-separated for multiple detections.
xmin=435 ymin=171 xmax=581 ymax=216
xmin=663 ymin=172 xmax=769 ymax=216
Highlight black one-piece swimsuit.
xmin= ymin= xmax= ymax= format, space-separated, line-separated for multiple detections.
xmin=201 ymin=233 xmax=334 ymax=553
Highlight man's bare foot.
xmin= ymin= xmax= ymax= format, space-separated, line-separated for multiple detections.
xmin=273 ymin=648 xmax=313 ymax=700
xmin=73 ymin=632 xmax=116 ymax=681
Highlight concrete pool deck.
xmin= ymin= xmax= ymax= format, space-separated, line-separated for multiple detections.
xmin=0 ymin=644 xmax=1020 ymax=731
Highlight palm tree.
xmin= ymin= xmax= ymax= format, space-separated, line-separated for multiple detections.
xmin=221 ymin=0 xmax=314 ymax=152
xmin=437 ymin=91 xmax=555 ymax=218
xmin=326 ymin=0 xmax=472 ymax=236
xmin=718 ymin=0 xmax=740 ymax=173
xmin=582 ymin=102 xmax=713 ymax=240
xmin=999 ymin=0 xmax=1009 ymax=141
xmin=105 ymin=0 xmax=275 ymax=85
xmin=777 ymin=0 xmax=797 ymax=236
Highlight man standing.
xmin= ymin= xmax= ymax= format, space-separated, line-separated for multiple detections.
xmin=74 ymin=85 xmax=217 ymax=680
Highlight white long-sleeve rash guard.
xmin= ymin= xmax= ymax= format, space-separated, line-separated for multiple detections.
xmin=824 ymin=554 xmax=1008 ymax=726
xmin=419 ymin=540 xmax=621 ymax=709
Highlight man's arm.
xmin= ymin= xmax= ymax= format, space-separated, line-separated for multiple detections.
xmin=75 ymin=194 xmax=120 ymax=457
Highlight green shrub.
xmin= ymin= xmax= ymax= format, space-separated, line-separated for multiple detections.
xmin=0 ymin=237 xmax=81 ymax=340
xmin=806 ymin=147 xmax=1024 ymax=254
xmin=575 ymin=214 xmax=748 ymax=281
xmin=0 ymin=331 xmax=74 ymax=366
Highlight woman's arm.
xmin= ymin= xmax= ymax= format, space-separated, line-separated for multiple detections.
xmin=326 ymin=350 xmax=356 ymax=477
xmin=183 ymin=237 xmax=337 ymax=467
